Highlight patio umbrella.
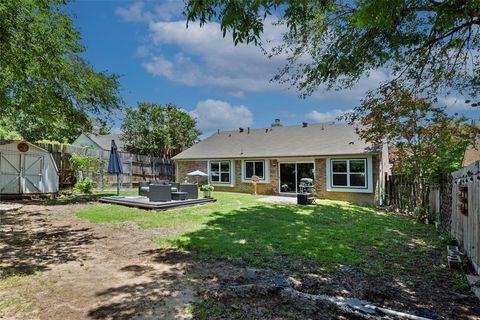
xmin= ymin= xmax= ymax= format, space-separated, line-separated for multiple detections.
xmin=107 ymin=140 xmax=123 ymax=195
xmin=187 ymin=170 xmax=208 ymax=184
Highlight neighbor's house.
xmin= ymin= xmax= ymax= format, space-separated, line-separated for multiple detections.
xmin=173 ymin=123 xmax=389 ymax=205
xmin=72 ymin=133 xmax=126 ymax=152
xmin=463 ymin=134 xmax=480 ymax=167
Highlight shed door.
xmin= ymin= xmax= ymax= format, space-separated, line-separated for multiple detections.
xmin=23 ymin=154 xmax=44 ymax=193
xmin=0 ymin=153 xmax=21 ymax=193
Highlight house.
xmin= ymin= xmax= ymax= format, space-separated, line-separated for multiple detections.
xmin=173 ymin=123 xmax=389 ymax=205
xmin=72 ymin=133 xmax=126 ymax=152
xmin=463 ymin=135 xmax=480 ymax=167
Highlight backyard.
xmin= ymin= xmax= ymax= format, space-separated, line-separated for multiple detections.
xmin=1 ymin=192 xmax=479 ymax=319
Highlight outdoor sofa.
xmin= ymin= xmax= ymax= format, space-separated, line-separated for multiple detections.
xmin=138 ymin=181 xmax=198 ymax=201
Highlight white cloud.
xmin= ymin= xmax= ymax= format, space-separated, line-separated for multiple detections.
xmin=116 ymin=2 xmax=390 ymax=103
xmin=437 ymin=96 xmax=472 ymax=111
xmin=305 ymin=109 xmax=353 ymax=123
xmin=115 ymin=2 xmax=152 ymax=22
xmin=143 ymin=19 xmax=286 ymax=96
xmin=190 ymin=99 xmax=254 ymax=132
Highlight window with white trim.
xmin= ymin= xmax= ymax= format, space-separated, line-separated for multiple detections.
xmin=331 ymin=159 xmax=367 ymax=188
xmin=210 ymin=161 xmax=231 ymax=184
xmin=244 ymin=160 xmax=265 ymax=180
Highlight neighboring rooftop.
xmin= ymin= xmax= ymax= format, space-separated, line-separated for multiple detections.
xmin=173 ymin=123 xmax=380 ymax=160
xmin=85 ymin=133 xmax=126 ymax=151
xmin=463 ymin=135 xmax=480 ymax=167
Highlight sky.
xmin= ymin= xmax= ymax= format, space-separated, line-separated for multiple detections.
xmin=66 ymin=0 xmax=478 ymax=136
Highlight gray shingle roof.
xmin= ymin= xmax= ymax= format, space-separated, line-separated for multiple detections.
xmin=87 ymin=134 xmax=126 ymax=151
xmin=173 ymin=123 xmax=380 ymax=160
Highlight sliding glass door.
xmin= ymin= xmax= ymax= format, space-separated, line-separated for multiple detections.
xmin=279 ymin=162 xmax=314 ymax=193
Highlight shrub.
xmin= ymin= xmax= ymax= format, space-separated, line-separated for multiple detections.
xmin=200 ymin=184 xmax=214 ymax=192
xmin=75 ymin=178 xmax=94 ymax=194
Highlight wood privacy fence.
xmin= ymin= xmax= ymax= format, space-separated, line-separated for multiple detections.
xmin=36 ymin=143 xmax=174 ymax=189
xmin=450 ymin=160 xmax=480 ymax=273
xmin=383 ymin=173 xmax=430 ymax=213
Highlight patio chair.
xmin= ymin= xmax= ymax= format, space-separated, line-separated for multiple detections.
xmin=180 ymin=183 xmax=198 ymax=199
xmin=148 ymin=184 xmax=172 ymax=202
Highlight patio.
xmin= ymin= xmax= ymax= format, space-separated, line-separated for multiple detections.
xmin=99 ymin=195 xmax=215 ymax=210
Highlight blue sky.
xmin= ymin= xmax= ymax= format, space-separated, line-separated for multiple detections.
xmin=67 ymin=0 xmax=478 ymax=135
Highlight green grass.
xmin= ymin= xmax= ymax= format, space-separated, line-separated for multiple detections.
xmin=77 ymin=192 xmax=443 ymax=274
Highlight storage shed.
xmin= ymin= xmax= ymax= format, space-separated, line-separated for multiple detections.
xmin=0 ymin=141 xmax=59 ymax=195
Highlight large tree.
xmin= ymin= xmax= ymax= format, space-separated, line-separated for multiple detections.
xmin=185 ymin=0 xmax=480 ymax=101
xmin=121 ymin=103 xmax=201 ymax=158
xmin=0 ymin=0 xmax=123 ymax=142
xmin=344 ymin=87 xmax=478 ymax=213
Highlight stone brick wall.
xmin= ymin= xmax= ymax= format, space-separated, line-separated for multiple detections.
xmin=211 ymin=160 xmax=278 ymax=195
xmin=175 ymin=160 xmax=209 ymax=185
xmin=176 ymin=157 xmax=379 ymax=205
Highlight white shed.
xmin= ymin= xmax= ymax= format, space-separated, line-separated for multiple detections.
xmin=0 ymin=141 xmax=59 ymax=195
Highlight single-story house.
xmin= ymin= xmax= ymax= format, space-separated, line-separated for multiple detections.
xmin=173 ymin=123 xmax=389 ymax=205
xmin=72 ymin=133 xmax=126 ymax=152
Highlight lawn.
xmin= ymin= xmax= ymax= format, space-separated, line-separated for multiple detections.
xmin=77 ymin=192 xmax=444 ymax=276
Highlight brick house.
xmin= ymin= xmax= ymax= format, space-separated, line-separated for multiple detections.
xmin=173 ymin=123 xmax=389 ymax=205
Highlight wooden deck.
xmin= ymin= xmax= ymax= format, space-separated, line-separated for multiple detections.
xmin=99 ymin=196 xmax=216 ymax=210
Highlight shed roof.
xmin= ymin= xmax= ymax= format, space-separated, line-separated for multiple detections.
xmin=173 ymin=123 xmax=380 ymax=160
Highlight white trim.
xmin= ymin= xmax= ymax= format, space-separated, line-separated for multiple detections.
xmin=241 ymin=159 xmax=270 ymax=183
xmin=326 ymin=156 xmax=373 ymax=193
xmin=278 ymin=161 xmax=315 ymax=194
xmin=207 ymin=160 xmax=235 ymax=187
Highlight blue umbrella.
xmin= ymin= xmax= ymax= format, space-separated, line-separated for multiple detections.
xmin=107 ymin=140 xmax=123 ymax=195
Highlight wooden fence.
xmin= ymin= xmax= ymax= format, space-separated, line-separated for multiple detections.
xmin=450 ymin=160 xmax=480 ymax=273
xmin=36 ymin=143 xmax=174 ymax=189
xmin=383 ymin=173 xmax=429 ymax=213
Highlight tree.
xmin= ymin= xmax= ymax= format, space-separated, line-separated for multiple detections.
xmin=343 ymin=86 xmax=479 ymax=213
xmin=0 ymin=0 xmax=123 ymax=142
xmin=121 ymin=103 xmax=201 ymax=158
xmin=185 ymin=0 xmax=480 ymax=101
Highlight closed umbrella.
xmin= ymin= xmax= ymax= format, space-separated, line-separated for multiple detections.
xmin=107 ymin=140 xmax=123 ymax=195
xmin=187 ymin=170 xmax=208 ymax=184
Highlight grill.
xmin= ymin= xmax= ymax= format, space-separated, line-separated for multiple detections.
xmin=298 ymin=178 xmax=314 ymax=193
xmin=297 ymin=178 xmax=315 ymax=205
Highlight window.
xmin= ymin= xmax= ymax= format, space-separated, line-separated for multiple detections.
xmin=331 ymin=159 xmax=367 ymax=188
xmin=210 ymin=161 xmax=231 ymax=184
xmin=244 ymin=160 xmax=265 ymax=180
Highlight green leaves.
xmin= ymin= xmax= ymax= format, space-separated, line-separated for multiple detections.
xmin=184 ymin=0 xmax=480 ymax=100
xmin=0 ymin=0 xmax=123 ymax=142
xmin=121 ymin=103 xmax=201 ymax=158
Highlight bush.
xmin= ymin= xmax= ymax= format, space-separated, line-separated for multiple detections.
xmin=200 ymin=184 xmax=214 ymax=192
xmin=75 ymin=178 xmax=94 ymax=194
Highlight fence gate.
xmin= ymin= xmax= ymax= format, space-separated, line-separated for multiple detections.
xmin=0 ymin=152 xmax=21 ymax=193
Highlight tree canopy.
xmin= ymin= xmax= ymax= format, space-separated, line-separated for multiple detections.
xmin=185 ymin=0 xmax=480 ymax=100
xmin=343 ymin=87 xmax=478 ymax=212
xmin=121 ymin=103 xmax=202 ymax=158
xmin=0 ymin=0 xmax=123 ymax=142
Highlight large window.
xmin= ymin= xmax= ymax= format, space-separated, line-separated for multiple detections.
xmin=210 ymin=161 xmax=231 ymax=184
xmin=331 ymin=159 xmax=367 ymax=188
xmin=244 ymin=160 xmax=265 ymax=180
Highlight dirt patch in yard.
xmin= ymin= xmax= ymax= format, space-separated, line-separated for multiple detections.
xmin=1 ymin=203 xmax=479 ymax=319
